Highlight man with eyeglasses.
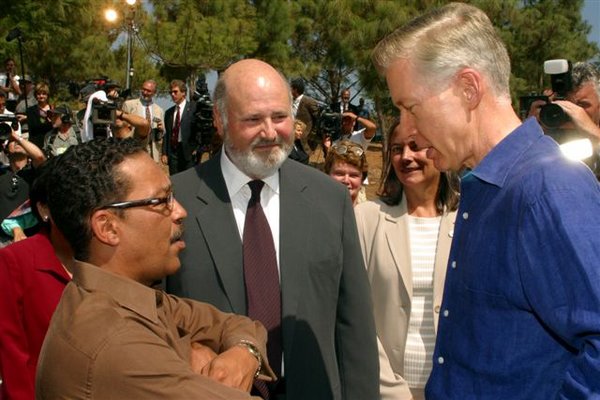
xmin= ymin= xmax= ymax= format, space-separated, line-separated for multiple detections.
xmin=122 ymin=79 xmax=165 ymax=162
xmin=162 ymin=80 xmax=198 ymax=175
xmin=36 ymin=138 xmax=275 ymax=399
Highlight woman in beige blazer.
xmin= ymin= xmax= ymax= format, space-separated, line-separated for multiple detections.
xmin=355 ymin=118 xmax=459 ymax=400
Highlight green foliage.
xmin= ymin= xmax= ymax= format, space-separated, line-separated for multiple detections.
xmin=144 ymin=0 xmax=257 ymax=79
xmin=1 ymin=0 xmax=597 ymax=112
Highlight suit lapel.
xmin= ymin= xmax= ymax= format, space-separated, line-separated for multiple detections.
xmin=195 ymin=157 xmax=246 ymax=313
xmin=278 ymin=161 xmax=311 ymax=351
xmin=383 ymin=197 xmax=413 ymax=299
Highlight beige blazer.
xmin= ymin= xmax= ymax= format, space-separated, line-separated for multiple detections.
xmin=121 ymin=98 xmax=164 ymax=161
xmin=354 ymin=197 xmax=456 ymax=399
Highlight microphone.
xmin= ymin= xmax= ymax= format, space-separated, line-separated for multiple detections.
xmin=6 ymin=28 xmax=22 ymax=42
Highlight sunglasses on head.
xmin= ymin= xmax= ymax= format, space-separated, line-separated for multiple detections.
xmin=331 ymin=144 xmax=364 ymax=157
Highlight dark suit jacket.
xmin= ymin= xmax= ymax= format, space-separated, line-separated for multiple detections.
xmin=330 ymin=101 xmax=359 ymax=114
xmin=167 ymin=155 xmax=379 ymax=400
xmin=0 ymin=230 xmax=70 ymax=400
xmin=162 ymin=101 xmax=197 ymax=165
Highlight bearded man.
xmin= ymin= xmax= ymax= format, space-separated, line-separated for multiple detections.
xmin=166 ymin=59 xmax=378 ymax=400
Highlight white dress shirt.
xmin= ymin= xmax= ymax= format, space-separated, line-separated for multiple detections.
xmin=220 ymin=149 xmax=281 ymax=274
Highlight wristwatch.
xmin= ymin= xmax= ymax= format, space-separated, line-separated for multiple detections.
xmin=238 ymin=340 xmax=262 ymax=379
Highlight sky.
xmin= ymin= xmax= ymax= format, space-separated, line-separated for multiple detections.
xmin=583 ymin=0 xmax=600 ymax=48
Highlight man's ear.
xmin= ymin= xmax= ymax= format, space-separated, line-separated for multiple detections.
xmin=456 ymin=68 xmax=483 ymax=110
xmin=213 ymin=106 xmax=224 ymax=138
xmin=90 ymin=210 xmax=120 ymax=247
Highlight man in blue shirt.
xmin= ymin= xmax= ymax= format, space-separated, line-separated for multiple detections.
xmin=372 ymin=3 xmax=600 ymax=399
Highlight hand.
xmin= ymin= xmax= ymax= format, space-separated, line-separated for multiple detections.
xmin=190 ymin=342 xmax=218 ymax=374
xmin=323 ymin=135 xmax=332 ymax=150
xmin=161 ymin=155 xmax=168 ymax=165
xmin=200 ymin=345 xmax=259 ymax=392
xmin=342 ymin=111 xmax=358 ymax=120
xmin=553 ymin=100 xmax=600 ymax=140
xmin=10 ymin=129 xmax=21 ymax=142
xmin=527 ymin=99 xmax=547 ymax=121
xmin=12 ymin=227 xmax=27 ymax=242
xmin=156 ymin=120 xmax=164 ymax=132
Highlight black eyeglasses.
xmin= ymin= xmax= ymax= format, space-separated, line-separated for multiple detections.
xmin=100 ymin=192 xmax=174 ymax=211
xmin=331 ymin=144 xmax=364 ymax=157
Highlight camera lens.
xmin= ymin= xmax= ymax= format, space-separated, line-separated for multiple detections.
xmin=0 ymin=123 xmax=12 ymax=142
xmin=539 ymin=103 xmax=571 ymax=128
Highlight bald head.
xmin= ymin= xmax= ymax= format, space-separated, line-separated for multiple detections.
xmin=213 ymin=59 xmax=294 ymax=179
xmin=214 ymin=59 xmax=292 ymax=129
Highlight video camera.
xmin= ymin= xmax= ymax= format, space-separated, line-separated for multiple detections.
xmin=91 ymin=98 xmax=118 ymax=126
xmin=317 ymin=108 xmax=343 ymax=142
xmin=91 ymin=98 xmax=120 ymax=139
xmin=0 ymin=115 xmax=19 ymax=142
xmin=519 ymin=59 xmax=573 ymax=128
xmin=192 ymin=75 xmax=219 ymax=160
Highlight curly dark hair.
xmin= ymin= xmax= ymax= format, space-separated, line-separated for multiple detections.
xmin=29 ymin=156 xmax=60 ymax=223
xmin=46 ymin=138 xmax=145 ymax=261
xmin=378 ymin=118 xmax=460 ymax=212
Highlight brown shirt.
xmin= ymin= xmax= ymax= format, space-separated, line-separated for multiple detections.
xmin=36 ymin=261 xmax=268 ymax=399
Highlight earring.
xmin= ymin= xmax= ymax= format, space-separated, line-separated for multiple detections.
xmin=42 ymin=215 xmax=49 ymax=222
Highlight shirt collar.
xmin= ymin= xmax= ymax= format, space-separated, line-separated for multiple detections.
xmin=72 ymin=261 xmax=159 ymax=323
xmin=470 ymin=118 xmax=544 ymax=188
xmin=220 ymin=147 xmax=280 ymax=198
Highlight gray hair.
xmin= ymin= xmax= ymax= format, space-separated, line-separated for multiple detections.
xmin=371 ymin=2 xmax=511 ymax=99
xmin=571 ymin=62 xmax=600 ymax=98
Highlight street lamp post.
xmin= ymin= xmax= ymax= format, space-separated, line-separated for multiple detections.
xmin=104 ymin=0 xmax=138 ymax=91
xmin=124 ymin=0 xmax=137 ymax=91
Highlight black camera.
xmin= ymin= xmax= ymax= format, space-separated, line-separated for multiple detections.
xmin=317 ymin=107 xmax=343 ymax=142
xmin=151 ymin=116 xmax=163 ymax=142
xmin=0 ymin=115 xmax=19 ymax=142
xmin=91 ymin=98 xmax=118 ymax=126
xmin=192 ymin=76 xmax=220 ymax=160
xmin=539 ymin=59 xmax=573 ymax=128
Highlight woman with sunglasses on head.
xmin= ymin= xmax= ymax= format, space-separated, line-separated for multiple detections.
xmin=323 ymin=139 xmax=369 ymax=206
xmin=354 ymin=117 xmax=459 ymax=400
xmin=0 ymin=156 xmax=73 ymax=400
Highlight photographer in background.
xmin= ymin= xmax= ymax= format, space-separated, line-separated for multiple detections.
xmin=528 ymin=62 xmax=600 ymax=139
xmin=323 ymin=110 xmax=377 ymax=154
xmin=122 ymin=79 xmax=164 ymax=162
xmin=0 ymin=92 xmax=21 ymax=141
xmin=552 ymin=62 xmax=600 ymax=140
xmin=81 ymin=80 xmax=150 ymax=142
xmin=527 ymin=61 xmax=600 ymax=179
xmin=0 ymin=129 xmax=46 ymax=247
xmin=81 ymin=80 xmax=120 ymax=142
xmin=43 ymin=105 xmax=80 ymax=157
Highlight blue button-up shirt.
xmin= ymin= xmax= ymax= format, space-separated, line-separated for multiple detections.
xmin=426 ymin=118 xmax=600 ymax=399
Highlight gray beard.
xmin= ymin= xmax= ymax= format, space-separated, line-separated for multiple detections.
xmin=223 ymin=131 xmax=293 ymax=179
